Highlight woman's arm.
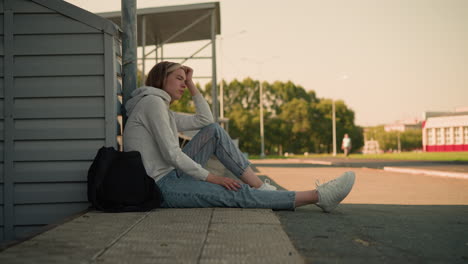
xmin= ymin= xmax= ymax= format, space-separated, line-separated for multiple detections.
xmin=173 ymin=66 xmax=214 ymax=131
xmin=140 ymin=96 xmax=210 ymax=181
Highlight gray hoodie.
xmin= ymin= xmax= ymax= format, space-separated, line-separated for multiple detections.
xmin=123 ymin=86 xmax=214 ymax=181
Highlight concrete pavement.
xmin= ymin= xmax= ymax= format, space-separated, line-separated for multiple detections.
xmin=0 ymin=208 xmax=302 ymax=264
xmin=1 ymin=157 xmax=467 ymax=263
xmin=253 ymin=159 xmax=468 ymax=264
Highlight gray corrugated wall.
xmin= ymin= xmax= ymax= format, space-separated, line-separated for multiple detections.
xmin=0 ymin=0 xmax=4 ymax=244
xmin=0 ymin=0 xmax=120 ymax=242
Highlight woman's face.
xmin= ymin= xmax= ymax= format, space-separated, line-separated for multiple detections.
xmin=163 ymin=68 xmax=186 ymax=102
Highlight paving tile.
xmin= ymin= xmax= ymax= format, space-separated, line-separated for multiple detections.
xmin=201 ymin=223 xmax=302 ymax=264
xmin=212 ymin=208 xmax=280 ymax=224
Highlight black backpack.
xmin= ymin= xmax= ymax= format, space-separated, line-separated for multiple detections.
xmin=87 ymin=146 xmax=163 ymax=212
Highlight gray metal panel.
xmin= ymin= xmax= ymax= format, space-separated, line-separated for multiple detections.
xmin=14 ymin=139 xmax=105 ymax=161
xmin=14 ymin=55 xmax=104 ymax=77
xmin=14 ymin=14 xmax=100 ymax=34
xmin=32 ymin=0 xmax=121 ymax=35
xmin=13 ymin=0 xmax=54 ymax=13
xmin=14 ymin=203 xmax=88 ymax=226
xmin=15 ymin=183 xmax=87 ymax=204
xmin=0 ymin=0 xmax=120 ymax=244
xmin=0 ymin=57 xmax=3 ymax=77
xmin=14 ymin=76 xmax=104 ymax=98
xmin=14 ymin=34 xmax=104 ymax=55
xmin=3 ymin=4 xmax=14 ymax=242
xmin=14 ymin=97 xmax=105 ymax=119
xmin=13 ymin=226 xmax=42 ymax=241
xmin=104 ymin=34 xmax=118 ymax=147
xmin=14 ymin=119 xmax=105 ymax=140
xmin=114 ymin=56 xmax=122 ymax=76
xmin=114 ymin=37 xmax=122 ymax=57
xmin=0 ymin=36 xmax=3 ymax=55
xmin=14 ymin=161 xmax=90 ymax=183
xmin=117 ymin=77 xmax=122 ymax=95
xmin=0 ymin=163 xmax=3 ymax=183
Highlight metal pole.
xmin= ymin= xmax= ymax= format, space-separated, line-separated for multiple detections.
xmin=210 ymin=11 xmax=218 ymax=121
xmin=332 ymin=99 xmax=337 ymax=156
xmin=260 ymin=82 xmax=265 ymax=158
xmin=155 ymin=45 xmax=158 ymax=63
xmin=397 ymin=131 xmax=401 ymax=153
xmin=141 ymin=15 xmax=146 ymax=86
xmin=219 ymin=37 xmax=224 ymax=120
xmin=121 ymin=0 xmax=137 ymax=127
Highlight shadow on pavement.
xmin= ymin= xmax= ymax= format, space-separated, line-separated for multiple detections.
xmin=276 ymin=204 xmax=468 ymax=264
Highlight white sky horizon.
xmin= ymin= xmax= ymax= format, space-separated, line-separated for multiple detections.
xmin=65 ymin=0 xmax=468 ymax=127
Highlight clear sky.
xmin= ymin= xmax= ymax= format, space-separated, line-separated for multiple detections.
xmin=66 ymin=0 xmax=468 ymax=127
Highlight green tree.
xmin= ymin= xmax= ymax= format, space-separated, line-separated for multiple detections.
xmin=277 ymin=98 xmax=313 ymax=153
xmin=366 ymin=126 xmax=422 ymax=152
xmin=226 ymin=104 xmax=260 ymax=154
xmin=314 ymin=99 xmax=363 ymax=153
xmin=204 ymin=78 xmax=363 ymax=155
xmin=400 ymin=130 xmax=422 ymax=150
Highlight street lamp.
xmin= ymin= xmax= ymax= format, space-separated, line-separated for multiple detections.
xmin=332 ymin=99 xmax=337 ymax=156
xmin=332 ymin=74 xmax=349 ymax=156
xmin=241 ymin=56 xmax=279 ymax=158
xmin=218 ymin=30 xmax=247 ymax=120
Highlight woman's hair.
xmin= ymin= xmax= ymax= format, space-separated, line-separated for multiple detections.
xmin=145 ymin=61 xmax=183 ymax=89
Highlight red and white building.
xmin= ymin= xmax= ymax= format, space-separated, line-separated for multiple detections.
xmin=422 ymin=108 xmax=468 ymax=152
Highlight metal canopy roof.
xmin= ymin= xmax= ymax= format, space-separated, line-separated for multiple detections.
xmin=98 ymin=2 xmax=221 ymax=46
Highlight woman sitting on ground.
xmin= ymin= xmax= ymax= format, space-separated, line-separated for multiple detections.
xmin=123 ymin=61 xmax=355 ymax=212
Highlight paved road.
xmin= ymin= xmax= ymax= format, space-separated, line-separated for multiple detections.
xmin=277 ymin=204 xmax=468 ymax=264
xmin=253 ymin=161 xmax=468 ymax=264
xmin=303 ymin=157 xmax=468 ymax=173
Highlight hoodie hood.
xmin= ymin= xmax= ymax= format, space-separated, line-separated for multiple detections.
xmin=125 ymin=86 xmax=171 ymax=115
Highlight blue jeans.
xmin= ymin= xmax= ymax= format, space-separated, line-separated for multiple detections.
xmin=156 ymin=123 xmax=296 ymax=210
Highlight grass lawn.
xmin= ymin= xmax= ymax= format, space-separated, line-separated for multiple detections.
xmin=251 ymin=152 xmax=468 ymax=162
xmin=346 ymin=152 xmax=468 ymax=162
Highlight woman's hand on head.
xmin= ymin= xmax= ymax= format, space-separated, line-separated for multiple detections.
xmin=183 ymin=66 xmax=194 ymax=83
xmin=182 ymin=66 xmax=198 ymax=96
xmin=206 ymin=173 xmax=242 ymax=191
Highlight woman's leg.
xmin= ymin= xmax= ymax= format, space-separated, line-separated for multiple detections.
xmin=176 ymin=124 xmax=356 ymax=212
xmin=157 ymin=169 xmax=355 ymax=212
xmin=157 ymin=170 xmax=296 ymax=210
xmin=295 ymin=190 xmax=319 ymax=207
xmin=182 ymin=123 xmax=263 ymax=188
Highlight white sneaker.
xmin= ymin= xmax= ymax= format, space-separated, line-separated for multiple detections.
xmin=258 ymin=179 xmax=278 ymax=191
xmin=315 ymin=171 xmax=355 ymax=213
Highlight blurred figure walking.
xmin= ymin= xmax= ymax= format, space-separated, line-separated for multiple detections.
xmin=341 ymin=133 xmax=352 ymax=157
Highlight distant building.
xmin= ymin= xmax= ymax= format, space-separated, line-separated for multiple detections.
xmin=422 ymin=108 xmax=468 ymax=152
xmin=384 ymin=118 xmax=422 ymax=132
